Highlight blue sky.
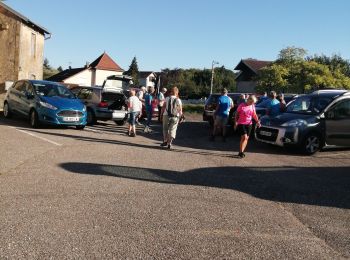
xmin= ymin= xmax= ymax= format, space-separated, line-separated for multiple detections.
xmin=6 ymin=0 xmax=350 ymax=71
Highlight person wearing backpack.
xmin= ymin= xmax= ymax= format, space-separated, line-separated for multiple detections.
xmin=160 ymin=86 xmax=183 ymax=150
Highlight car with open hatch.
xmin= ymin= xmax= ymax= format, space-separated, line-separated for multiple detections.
xmin=70 ymin=85 xmax=128 ymax=126
xmin=255 ymin=89 xmax=350 ymax=154
xmin=3 ymin=80 xmax=87 ymax=129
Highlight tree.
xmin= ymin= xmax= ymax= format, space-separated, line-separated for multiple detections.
xmin=256 ymin=48 xmax=350 ymax=93
xmin=125 ymin=56 xmax=139 ymax=86
xmin=277 ymin=46 xmax=307 ymax=64
xmin=256 ymin=64 xmax=289 ymax=93
xmin=307 ymin=54 xmax=350 ymax=77
xmin=43 ymin=58 xmax=59 ymax=79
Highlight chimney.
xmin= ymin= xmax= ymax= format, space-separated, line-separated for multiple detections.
xmin=85 ymin=62 xmax=90 ymax=68
xmin=69 ymin=66 xmax=72 ymax=70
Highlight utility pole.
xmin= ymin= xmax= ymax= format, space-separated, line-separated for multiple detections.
xmin=210 ymin=61 xmax=219 ymax=94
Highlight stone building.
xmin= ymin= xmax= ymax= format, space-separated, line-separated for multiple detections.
xmin=0 ymin=2 xmax=50 ymax=91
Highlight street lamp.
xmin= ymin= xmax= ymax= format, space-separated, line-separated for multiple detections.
xmin=210 ymin=60 xmax=219 ymax=94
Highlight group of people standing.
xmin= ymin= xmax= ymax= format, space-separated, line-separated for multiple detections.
xmin=211 ymin=89 xmax=286 ymax=158
xmin=126 ymin=85 xmax=183 ymax=150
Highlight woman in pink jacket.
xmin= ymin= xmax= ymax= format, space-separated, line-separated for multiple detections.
xmin=234 ymin=95 xmax=261 ymax=158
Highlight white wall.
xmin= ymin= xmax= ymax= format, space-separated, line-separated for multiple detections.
xmin=63 ymin=69 xmax=91 ymax=86
xmin=63 ymin=69 xmax=123 ymax=86
xmin=95 ymin=70 xmax=123 ymax=86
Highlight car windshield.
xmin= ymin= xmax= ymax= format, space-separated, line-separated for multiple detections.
xmin=33 ymin=83 xmax=75 ymax=99
xmin=286 ymin=96 xmax=332 ymax=114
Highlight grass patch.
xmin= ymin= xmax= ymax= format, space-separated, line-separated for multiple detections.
xmin=183 ymin=104 xmax=203 ymax=114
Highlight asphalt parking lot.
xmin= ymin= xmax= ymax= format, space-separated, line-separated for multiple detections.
xmin=0 ymin=115 xmax=349 ymax=259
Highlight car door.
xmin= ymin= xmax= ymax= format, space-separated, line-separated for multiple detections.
xmin=325 ymin=98 xmax=350 ymax=146
xmin=21 ymin=82 xmax=35 ymax=116
xmin=9 ymin=81 xmax=26 ymax=113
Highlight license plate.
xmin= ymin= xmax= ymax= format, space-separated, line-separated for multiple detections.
xmin=260 ymin=130 xmax=272 ymax=137
xmin=63 ymin=117 xmax=79 ymax=122
xmin=113 ymin=111 xmax=126 ymax=118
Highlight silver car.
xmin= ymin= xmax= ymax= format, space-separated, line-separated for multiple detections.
xmin=71 ymin=86 xmax=127 ymax=125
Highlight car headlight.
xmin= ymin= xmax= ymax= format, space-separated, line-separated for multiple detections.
xmin=281 ymin=119 xmax=307 ymax=127
xmin=39 ymin=101 xmax=57 ymax=110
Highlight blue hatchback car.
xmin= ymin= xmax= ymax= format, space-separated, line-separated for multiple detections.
xmin=3 ymin=80 xmax=87 ymax=129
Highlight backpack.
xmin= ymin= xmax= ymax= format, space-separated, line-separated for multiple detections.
xmin=166 ymin=97 xmax=178 ymax=117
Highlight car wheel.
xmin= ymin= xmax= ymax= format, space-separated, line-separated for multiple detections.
xmin=76 ymin=125 xmax=85 ymax=130
xmin=114 ymin=120 xmax=126 ymax=126
xmin=30 ymin=109 xmax=40 ymax=128
xmin=302 ymin=133 xmax=322 ymax=155
xmin=3 ymin=102 xmax=12 ymax=118
xmin=87 ymin=109 xmax=96 ymax=125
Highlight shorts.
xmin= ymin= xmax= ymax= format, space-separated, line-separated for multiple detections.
xmin=237 ymin=124 xmax=252 ymax=136
xmin=214 ymin=115 xmax=228 ymax=126
xmin=163 ymin=115 xmax=179 ymax=139
xmin=128 ymin=112 xmax=139 ymax=126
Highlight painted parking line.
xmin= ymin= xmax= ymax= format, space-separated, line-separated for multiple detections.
xmin=8 ymin=126 xmax=62 ymax=146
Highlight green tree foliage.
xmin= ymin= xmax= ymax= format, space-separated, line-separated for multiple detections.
xmin=125 ymin=56 xmax=139 ymax=86
xmin=307 ymin=54 xmax=350 ymax=77
xmin=277 ymin=46 xmax=307 ymax=64
xmin=160 ymin=66 xmax=237 ymax=98
xmin=43 ymin=58 xmax=59 ymax=79
xmin=257 ymin=47 xmax=350 ymax=93
xmin=256 ymin=64 xmax=288 ymax=93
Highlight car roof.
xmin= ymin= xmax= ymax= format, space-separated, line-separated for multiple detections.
xmin=307 ymin=90 xmax=348 ymax=98
xmin=29 ymin=80 xmax=64 ymax=86
xmin=71 ymin=85 xmax=103 ymax=90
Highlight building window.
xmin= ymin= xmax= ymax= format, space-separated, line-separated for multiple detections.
xmin=31 ymin=33 xmax=36 ymax=57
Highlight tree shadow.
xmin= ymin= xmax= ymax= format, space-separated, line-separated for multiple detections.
xmin=60 ymin=163 xmax=350 ymax=209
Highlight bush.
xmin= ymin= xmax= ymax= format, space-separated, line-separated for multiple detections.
xmin=182 ymin=104 xmax=203 ymax=114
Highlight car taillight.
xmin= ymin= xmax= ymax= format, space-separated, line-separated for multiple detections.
xmin=98 ymin=101 xmax=109 ymax=108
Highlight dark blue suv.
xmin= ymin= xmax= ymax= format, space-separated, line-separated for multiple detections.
xmin=256 ymin=90 xmax=350 ymax=154
xmin=3 ymin=80 xmax=87 ymax=129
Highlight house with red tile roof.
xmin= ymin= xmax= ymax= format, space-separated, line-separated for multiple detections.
xmin=48 ymin=52 xmax=124 ymax=87
xmin=234 ymin=59 xmax=272 ymax=93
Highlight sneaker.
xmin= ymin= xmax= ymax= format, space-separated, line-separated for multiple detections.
xmin=167 ymin=144 xmax=172 ymax=150
xmin=144 ymin=126 xmax=149 ymax=133
xmin=131 ymin=133 xmax=136 ymax=137
xmin=238 ymin=152 xmax=245 ymax=158
xmin=160 ymin=142 xmax=167 ymax=147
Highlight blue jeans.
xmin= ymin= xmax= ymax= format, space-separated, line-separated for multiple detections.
xmin=146 ymin=109 xmax=152 ymax=127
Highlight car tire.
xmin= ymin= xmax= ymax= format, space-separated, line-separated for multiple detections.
xmin=30 ymin=109 xmax=40 ymax=128
xmin=114 ymin=120 xmax=126 ymax=126
xmin=3 ymin=102 xmax=12 ymax=118
xmin=76 ymin=125 xmax=85 ymax=130
xmin=302 ymin=133 xmax=322 ymax=155
xmin=87 ymin=109 xmax=96 ymax=126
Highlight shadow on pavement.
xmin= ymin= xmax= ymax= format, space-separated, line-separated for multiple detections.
xmin=60 ymin=162 xmax=350 ymax=209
